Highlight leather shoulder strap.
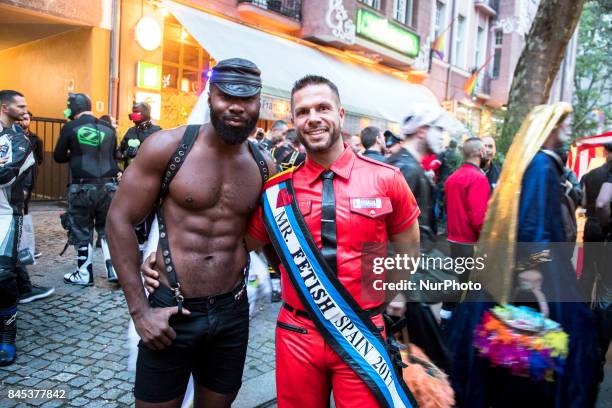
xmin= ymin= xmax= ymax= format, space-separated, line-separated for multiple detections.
xmin=248 ymin=140 xmax=271 ymax=184
xmin=159 ymin=124 xmax=200 ymax=200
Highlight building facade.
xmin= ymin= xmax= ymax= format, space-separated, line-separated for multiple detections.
xmin=0 ymin=0 xmax=578 ymax=199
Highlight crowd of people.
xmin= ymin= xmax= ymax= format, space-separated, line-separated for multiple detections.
xmin=0 ymin=55 xmax=610 ymax=408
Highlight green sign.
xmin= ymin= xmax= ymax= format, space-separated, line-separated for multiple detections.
xmin=77 ymin=126 xmax=105 ymax=147
xmin=355 ymin=9 xmax=420 ymax=58
xmin=137 ymin=61 xmax=162 ymax=90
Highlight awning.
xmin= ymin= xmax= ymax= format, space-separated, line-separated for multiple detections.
xmin=166 ymin=0 xmax=438 ymax=123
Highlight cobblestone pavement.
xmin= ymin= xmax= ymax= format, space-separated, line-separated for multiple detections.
xmin=1 ymin=204 xmax=610 ymax=407
xmin=0 ymin=204 xmax=280 ymax=407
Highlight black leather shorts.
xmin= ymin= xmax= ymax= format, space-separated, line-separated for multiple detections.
xmin=134 ymin=283 xmax=249 ymax=403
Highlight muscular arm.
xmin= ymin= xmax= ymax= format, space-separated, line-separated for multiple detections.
xmin=107 ymin=128 xmax=183 ymax=317
xmin=596 ymin=182 xmax=612 ymax=228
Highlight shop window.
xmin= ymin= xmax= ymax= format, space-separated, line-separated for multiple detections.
xmin=358 ymin=0 xmax=381 ymax=10
xmin=183 ymin=44 xmax=200 ymax=69
xmin=394 ymin=0 xmax=414 ymax=26
xmin=162 ymin=17 xmax=210 ymax=94
xmin=181 ymin=70 xmax=199 ymax=93
xmin=162 ymin=65 xmax=178 ymax=89
xmin=163 ymin=40 xmax=180 ymax=65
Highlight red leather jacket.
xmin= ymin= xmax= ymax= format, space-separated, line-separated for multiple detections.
xmin=249 ymin=145 xmax=420 ymax=311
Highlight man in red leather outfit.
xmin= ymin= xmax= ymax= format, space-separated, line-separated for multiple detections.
xmin=246 ymin=76 xmax=420 ymax=407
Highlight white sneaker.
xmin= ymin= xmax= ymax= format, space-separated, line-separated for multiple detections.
xmin=63 ymin=270 xmax=93 ymax=286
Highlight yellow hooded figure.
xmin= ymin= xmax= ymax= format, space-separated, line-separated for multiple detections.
xmin=448 ymin=102 xmax=599 ymax=408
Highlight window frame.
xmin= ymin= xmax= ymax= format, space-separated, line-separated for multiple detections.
xmin=452 ymin=14 xmax=466 ymax=69
xmin=162 ymin=20 xmax=209 ymax=94
xmin=358 ymin=0 xmax=382 ymax=10
xmin=393 ymin=0 xmax=414 ymax=27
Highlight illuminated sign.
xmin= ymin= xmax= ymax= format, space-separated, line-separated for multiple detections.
xmin=137 ymin=61 xmax=162 ymax=91
xmin=135 ymin=92 xmax=161 ymax=120
xmin=355 ymin=9 xmax=420 ymax=58
xmin=135 ymin=16 xmax=162 ymax=51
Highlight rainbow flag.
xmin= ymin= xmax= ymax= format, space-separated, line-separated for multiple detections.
xmin=464 ymin=70 xmax=479 ymax=96
xmin=432 ymin=34 xmax=446 ymax=59
xmin=463 ymin=53 xmax=495 ymax=97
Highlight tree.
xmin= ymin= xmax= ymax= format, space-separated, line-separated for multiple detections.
xmin=499 ymin=0 xmax=586 ymax=154
xmin=571 ymin=1 xmax=612 ymax=138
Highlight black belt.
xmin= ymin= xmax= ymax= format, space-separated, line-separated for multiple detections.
xmin=178 ymin=279 xmax=247 ymax=307
xmin=283 ymin=302 xmax=385 ymax=319
xmin=71 ymin=177 xmax=117 ymax=184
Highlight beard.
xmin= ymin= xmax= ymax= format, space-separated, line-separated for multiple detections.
xmin=7 ymin=108 xmax=24 ymax=123
xmin=479 ymin=156 xmax=488 ymax=168
xmin=209 ymin=104 xmax=258 ymax=145
xmin=297 ymin=126 xmax=341 ymax=152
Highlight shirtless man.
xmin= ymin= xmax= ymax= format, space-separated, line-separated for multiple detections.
xmin=106 ymin=58 xmax=274 ymax=408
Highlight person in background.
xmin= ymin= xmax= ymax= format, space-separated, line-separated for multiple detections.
xmin=387 ymin=106 xmax=445 ymax=243
xmin=14 ymin=111 xmax=54 ymax=304
xmin=437 ymin=139 xmax=461 ymax=188
xmin=14 ymin=112 xmax=43 ymax=215
xmin=271 ymin=128 xmax=305 ymax=171
xmin=421 ymin=152 xmax=442 ymax=184
xmin=581 ymin=143 xmax=612 ymax=403
xmin=384 ymin=130 xmax=402 ymax=157
xmin=260 ymin=120 xmax=288 ymax=151
xmin=440 ymin=137 xmax=490 ymax=324
xmin=0 ymin=90 xmax=34 ymax=366
xmin=481 ymin=136 xmax=500 ymax=191
xmin=118 ymin=102 xmax=161 ymax=170
xmin=359 ymin=126 xmax=386 ymax=162
xmin=343 ymin=131 xmax=362 ymax=154
xmin=99 ymin=114 xmax=118 ymax=130
xmin=54 ymin=92 xmax=120 ymax=285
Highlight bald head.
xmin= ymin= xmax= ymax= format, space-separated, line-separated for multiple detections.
xmin=481 ymin=136 xmax=496 ymax=162
xmin=463 ymin=137 xmax=484 ymax=160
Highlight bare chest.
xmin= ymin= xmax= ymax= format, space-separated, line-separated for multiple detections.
xmin=166 ymin=148 xmax=262 ymax=216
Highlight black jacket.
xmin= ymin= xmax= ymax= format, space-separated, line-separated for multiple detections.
xmin=387 ymin=148 xmax=435 ymax=242
xmin=54 ymin=114 xmax=119 ymax=180
xmin=118 ymin=122 xmax=161 ymax=168
xmin=362 ymin=149 xmax=386 ymax=162
xmin=485 ymin=162 xmax=501 ymax=190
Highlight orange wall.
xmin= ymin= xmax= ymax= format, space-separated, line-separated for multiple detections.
xmin=0 ymin=27 xmax=110 ymax=119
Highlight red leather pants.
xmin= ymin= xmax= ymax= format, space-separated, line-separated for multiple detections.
xmin=275 ymin=306 xmax=386 ymax=408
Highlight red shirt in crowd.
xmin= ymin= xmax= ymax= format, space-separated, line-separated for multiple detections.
xmin=421 ymin=153 xmax=442 ymax=183
xmin=248 ymin=145 xmax=420 ymax=311
xmin=444 ymin=163 xmax=490 ymax=244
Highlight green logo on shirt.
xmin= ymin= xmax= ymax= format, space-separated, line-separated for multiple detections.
xmin=77 ymin=126 xmax=105 ymax=147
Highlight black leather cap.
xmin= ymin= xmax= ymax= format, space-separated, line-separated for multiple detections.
xmin=210 ymin=58 xmax=262 ymax=97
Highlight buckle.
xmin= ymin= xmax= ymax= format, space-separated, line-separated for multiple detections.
xmin=173 ymin=283 xmax=184 ymax=314
xmin=234 ymin=284 xmax=246 ymax=301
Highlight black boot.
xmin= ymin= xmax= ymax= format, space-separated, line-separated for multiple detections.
xmin=100 ymin=238 xmax=118 ymax=283
xmin=0 ymin=306 xmax=17 ymax=366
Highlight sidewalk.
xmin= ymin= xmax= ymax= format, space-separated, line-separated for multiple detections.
xmin=0 ymin=205 xmax=279 ymax=407
xmin=0 ymin=203 xmax=610 ymax=407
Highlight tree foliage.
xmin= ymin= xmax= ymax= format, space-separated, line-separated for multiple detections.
xmin=499 ymin=0 xmax=585 ymax=154
xmin=571 ymin=0 xmax=612 ymax=138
